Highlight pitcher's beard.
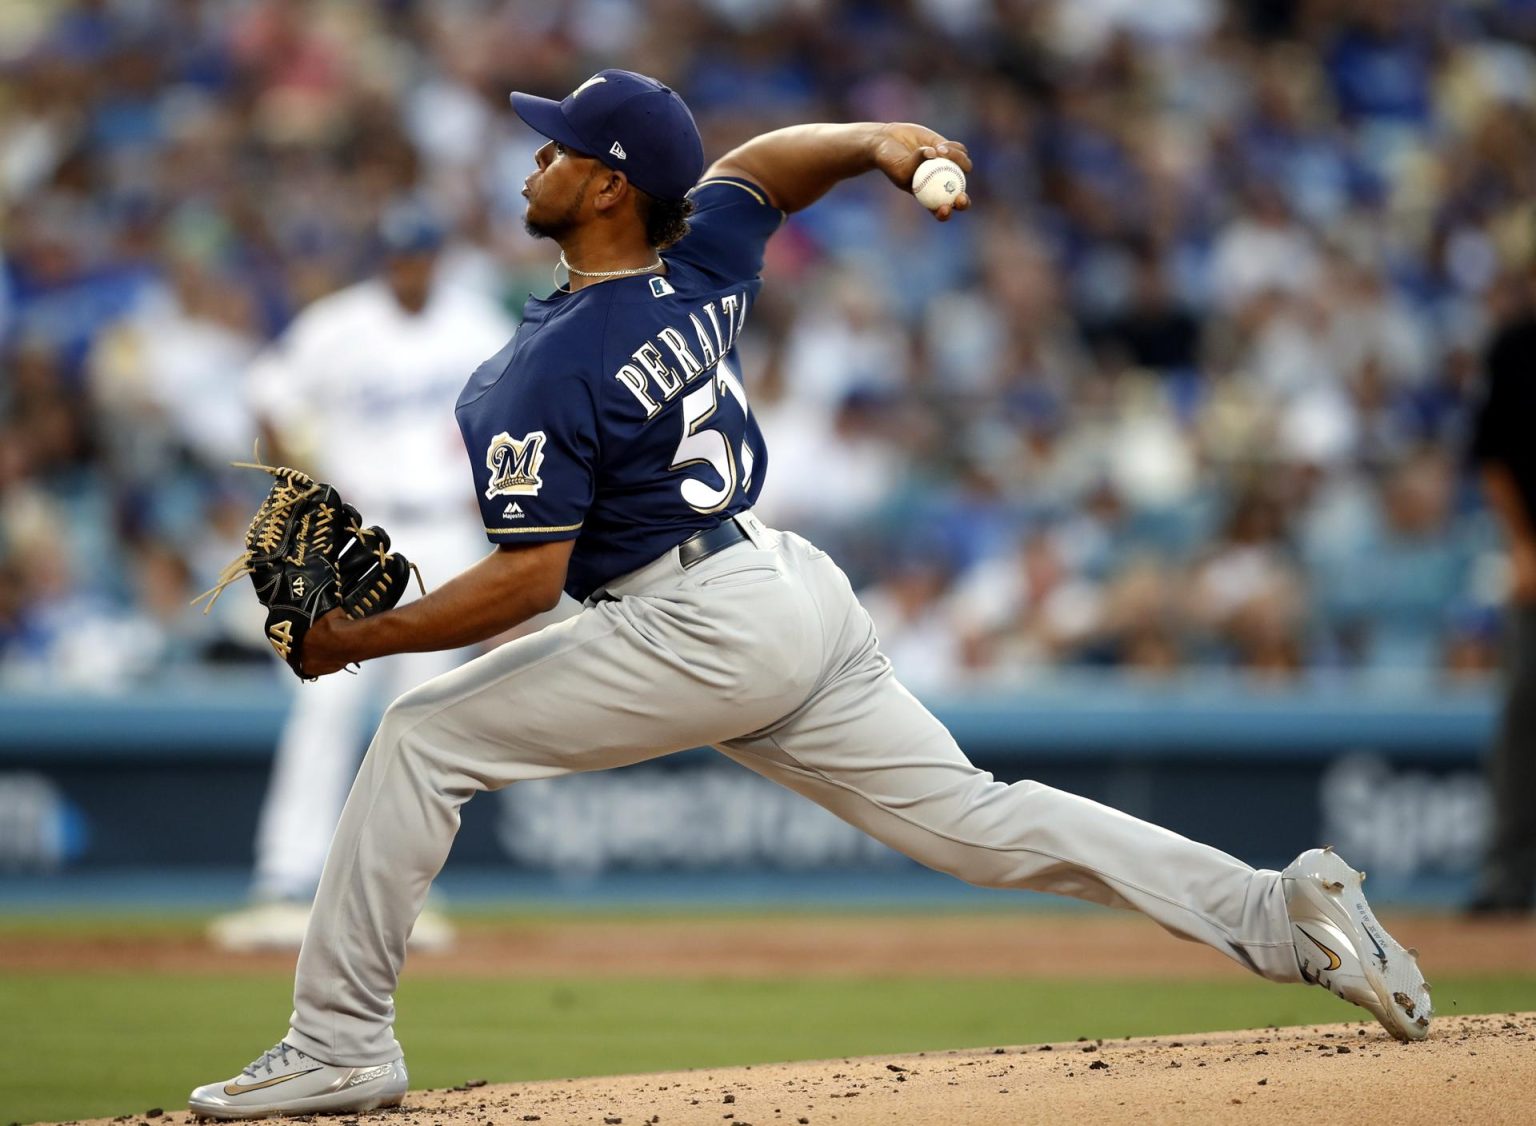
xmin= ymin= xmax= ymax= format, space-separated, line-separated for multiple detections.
xmin=523 ymin=211 xmax=569 ymax=240
xmin=524 ymin=180 xmax=589 ymax=241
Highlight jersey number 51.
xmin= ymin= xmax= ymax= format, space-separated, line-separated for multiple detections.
xmin=668 ymin=357 xmax=754 ymax=514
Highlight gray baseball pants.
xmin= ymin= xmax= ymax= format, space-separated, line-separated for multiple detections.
xmin=287 ymin=514 xmax=1303 ymax=1065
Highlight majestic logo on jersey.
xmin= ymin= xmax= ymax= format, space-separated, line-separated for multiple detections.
xmin=572 ymin=75 xmax=607 ymax=97
xmin=502 ymin=501 xmax=526 ymax=520
xmin=485 ymin=431 xmax=547 ymax=498
xmin=609 ymin=141 xmax=627 ymax=161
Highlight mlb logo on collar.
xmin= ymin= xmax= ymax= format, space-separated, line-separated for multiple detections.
xmin=649 ymin=277 xmax=675 ymax=298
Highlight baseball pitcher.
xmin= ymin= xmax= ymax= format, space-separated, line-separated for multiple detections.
xmin=191 ymin=71 xmax=1431 ymax=1119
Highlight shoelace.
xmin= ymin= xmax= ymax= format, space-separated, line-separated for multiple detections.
xmin=243 ymin=1042 xmax=305 ymax=1078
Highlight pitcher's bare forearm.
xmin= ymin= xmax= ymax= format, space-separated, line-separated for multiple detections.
xmin=302 ymin=539 xmax=573 ymax=673
xmin=707 ymin=122 xmax=971 ymax=217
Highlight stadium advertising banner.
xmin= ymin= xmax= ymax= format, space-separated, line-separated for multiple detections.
xmin=0 ymin=681 xmax=1492 ymax=901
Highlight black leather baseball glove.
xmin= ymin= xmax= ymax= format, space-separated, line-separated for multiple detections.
xmin=195 ymin=461 xmax=421 ymax=679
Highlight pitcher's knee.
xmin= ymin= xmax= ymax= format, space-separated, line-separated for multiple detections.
xmin=370 ymin=690 xmax=445 ymax=770
xmin=889 ymin=819 xmax=1022 ymax=888
xmin=939 ymin=848 xmax=1025 ymax=890
xmin=903 ymin=781 xmax=1042 ymax=889
xmin=373 ymin=689 xmax=507 ymax=796
xmin=378 ymin=688 xmax=430 ymax=740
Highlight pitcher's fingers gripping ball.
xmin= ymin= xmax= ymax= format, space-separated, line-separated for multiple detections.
xmin=193 ymin=458 xmax=423 ymax=679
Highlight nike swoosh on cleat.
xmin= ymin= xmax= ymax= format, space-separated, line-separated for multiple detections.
xmin=224 ymin=1067 xmax=323 ymax=1096
xmin=1296 ymin=926 xmax=1343 ymax=971
xmin=1359 ymin=916 xmax=1388 ymax=963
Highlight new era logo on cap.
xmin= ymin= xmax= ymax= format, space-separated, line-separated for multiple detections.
xmin=509 ymin=69 xmax=704 ymax=201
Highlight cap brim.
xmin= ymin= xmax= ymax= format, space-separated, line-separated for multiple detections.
xmin=509 ymin=92 xmax=592 ymax=155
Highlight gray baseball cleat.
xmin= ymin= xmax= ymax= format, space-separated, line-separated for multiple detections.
xmin=1283 ymin=846 xmax=1431 ymax=1042
xmin=188 ymin=1041 xmax=407 ymax=1120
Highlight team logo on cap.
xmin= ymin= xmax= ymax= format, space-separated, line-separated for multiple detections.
xmin=485 ymin=430 xmax=547 ymax=498
xmin=572 ymin=75 xmax=607 ymax=97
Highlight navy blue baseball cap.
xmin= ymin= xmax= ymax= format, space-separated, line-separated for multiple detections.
xmin=510 ymin=69 xmax=704 ymax=202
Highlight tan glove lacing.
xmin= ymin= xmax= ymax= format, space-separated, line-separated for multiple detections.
xmin=190 ymin=447 xmax=320 ymax=614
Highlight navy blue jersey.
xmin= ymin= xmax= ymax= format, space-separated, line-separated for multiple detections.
xmin=455 ymin=177 xmax=785 ymax=600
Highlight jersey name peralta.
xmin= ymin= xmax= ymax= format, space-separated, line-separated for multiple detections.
xmin=455 ymin=177 xmax=785 ymax=600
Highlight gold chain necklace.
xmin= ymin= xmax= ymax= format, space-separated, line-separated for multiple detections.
xmin=556 ymin=251 xmax=663 ymax=289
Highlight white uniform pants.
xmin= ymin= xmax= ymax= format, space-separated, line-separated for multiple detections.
xmin=288 ymin=516 xmax=1303 ymax=1065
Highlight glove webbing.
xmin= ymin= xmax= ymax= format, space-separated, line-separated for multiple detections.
xmin=190 ymin=457 xmax=326 ymax=615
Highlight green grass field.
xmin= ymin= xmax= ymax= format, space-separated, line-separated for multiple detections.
xmin=6 ymin=968 xmax=1535 ymax=1124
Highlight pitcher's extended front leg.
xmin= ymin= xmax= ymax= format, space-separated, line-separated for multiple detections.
xmin=719 ymin=658 xmax=1303 ymax=984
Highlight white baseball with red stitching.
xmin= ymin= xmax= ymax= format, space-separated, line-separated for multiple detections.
xmin=911 ymin=157 xmax=965 ymax=210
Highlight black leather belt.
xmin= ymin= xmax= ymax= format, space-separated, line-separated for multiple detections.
xmin=677 ymin=517 xmax=749 ymax=569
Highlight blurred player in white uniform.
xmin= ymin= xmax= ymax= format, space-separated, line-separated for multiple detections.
xmin=209 ymin=203 xmax=517 ymax=951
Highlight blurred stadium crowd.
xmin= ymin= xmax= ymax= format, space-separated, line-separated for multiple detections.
xmin=1 ymin=0 xmax=1534 ymax=691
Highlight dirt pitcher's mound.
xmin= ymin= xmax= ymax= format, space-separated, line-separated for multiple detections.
xmin=82 ymin=1013 xmax=1536 ymax=1126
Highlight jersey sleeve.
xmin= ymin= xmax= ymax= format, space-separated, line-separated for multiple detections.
xmin=665 ymin=176 xmax=786 ymax=284
xmin=459 ymin=367 xmax=599 ymax=544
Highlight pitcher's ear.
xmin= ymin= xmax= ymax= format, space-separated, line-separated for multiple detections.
xmin=593 ymin=169 xmax=632 ymax=214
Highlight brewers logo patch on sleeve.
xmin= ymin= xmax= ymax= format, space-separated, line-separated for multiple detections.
xmin=483 ymin=431 xmax=547 ymax=498
xmin=456 ymin=338 xmax=597 ymax=546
